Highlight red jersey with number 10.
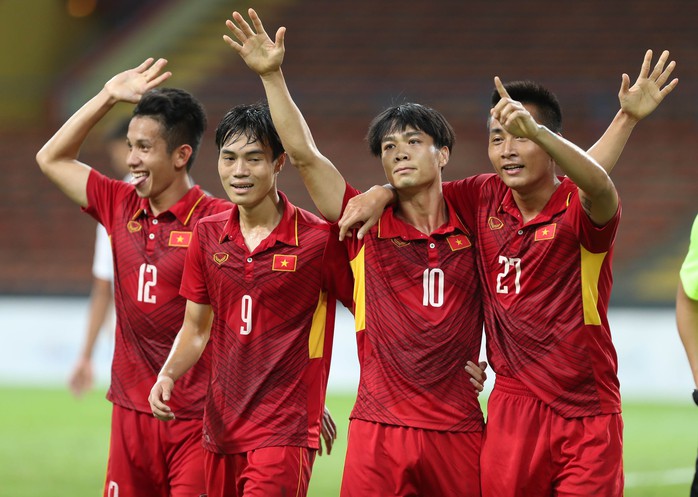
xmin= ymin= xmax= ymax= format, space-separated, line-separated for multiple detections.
xmin=84 ymin=170 xmax=231 ymax=418
xmin=341 ymin=183 xmax=484 ymax=433
xmin=444 ymin=174 xmax=621 ymax=418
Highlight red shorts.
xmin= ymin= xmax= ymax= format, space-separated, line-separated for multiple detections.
xmin=481 ymin=376 xmax=624 ymax=497
xmin=340 ymin=419 xmax=482 ymax=497
xmin=104 ymin=404 xmax=206 ymax=497
xmin=204 ymin=446 xmax=316 ymax=497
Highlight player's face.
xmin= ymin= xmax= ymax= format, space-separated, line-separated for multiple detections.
xmin=380 ymin=126 xmax=447 ymax=192
xmin=217 ymin=134 xmax=282 ymax=208
xmin=487 ymin=104 xmax=555 ymax=194
xmin=126 ymin=116 xmax=181 ymax=199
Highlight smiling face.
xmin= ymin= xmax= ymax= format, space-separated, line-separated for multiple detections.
xmin=380 ymin=126 xmax=448 ymax=192
xmin=126 ymin=116 xmax=188 ymax=199
xmin=487 ymin=104 xmax=556 ymax=194
xmin=217 ymin=132 xmax=282 ymax=208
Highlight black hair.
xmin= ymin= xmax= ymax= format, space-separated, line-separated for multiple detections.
xmin=214 ymin=102 xmax=284 ymax=161
xmin=132 ymin=88 xmax=207 ymax=171
xmin=490 ymin=80 xmax=562 ymax=133
xmin=366 ymin=102 xmax=455 ymax=157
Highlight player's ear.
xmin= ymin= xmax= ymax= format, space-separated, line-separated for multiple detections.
xmin=438 ymin=146 xmax=450 ymax=169
xmin=173 ymin=144 xmax=193 ymax=171
xmin=273 ymin=153 xmax=286 ymax=174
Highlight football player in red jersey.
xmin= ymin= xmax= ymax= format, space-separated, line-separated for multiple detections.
xmin=222 ymin=9 xmax=489 ymax=497
xmin=149 ymin=101 xmax=354 ymax=497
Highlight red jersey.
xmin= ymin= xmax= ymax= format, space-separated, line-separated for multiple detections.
xmin=444 ymin=175 xmax=621 ymax=418
xmin=180 ymin=193 xmax=353 ymax=454
xmin=84 ymin=170 xmax=231 ymax=418
xmin=342 ymin=183 xmax=484 ymax=432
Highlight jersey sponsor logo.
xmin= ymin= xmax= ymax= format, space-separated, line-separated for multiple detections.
xmin=447 ymin=234 xmax=472 ymax=251
xmin=272 ymin=254 xmax=297 ymax=272
xmin=534 ymin=223 xmax=556 ymax=242
xmin=168 ymin=231 xmax=192 ymax=247
xmin=488 ymin=216 xmax=504 ymax=230
xmin=391 ymin=238 xmax=410 ymax=248
xmin=213 ymin=252 xmax=229 ymax=265
xmin=126 ymin=220 xmax=142 ymax=233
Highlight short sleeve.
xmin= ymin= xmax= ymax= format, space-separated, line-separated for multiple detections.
xmin=180 ymin=222 xmax=211 ymax=304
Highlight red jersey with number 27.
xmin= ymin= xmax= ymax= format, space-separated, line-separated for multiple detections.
xmin=444 ymin=174 xmax=621 ymax=418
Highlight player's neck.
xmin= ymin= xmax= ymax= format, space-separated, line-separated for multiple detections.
xmin=237 ymin=192 xmax=283 ymax=252
xmin=395 ymin=187 xmax=447 ymax=235
xmin=511 ymin=180 xmax=559 ymax=224
xmin=147 ymin=176 xmax=193 ymax=217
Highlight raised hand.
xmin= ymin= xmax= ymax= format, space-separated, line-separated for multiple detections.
xmin=490 ymin=76 xmax=541 ymax=139
xmin=224 ymin=8 xmax=285 ymax=76
xmin=619 ymin=49 xmax=678 ymax=122
xmin=103 ymin=58 xmax=171 ymax=104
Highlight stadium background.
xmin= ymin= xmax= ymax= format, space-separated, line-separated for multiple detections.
xmin=0 ymin=0 xmax=696 ymax=496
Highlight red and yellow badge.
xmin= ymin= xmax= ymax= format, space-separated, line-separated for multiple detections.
xmin=127 ymin=220 xmax=142 ymax=233
xmin=534 ymin=223 xmax=556 ymax=242
xmin=447 ymin=234 xmax=472 ymax=251
xmin=213 ymin=252 xmax=229 ymax=265
xmin=168 ymin=231 xmax=192 ymax=247
xmin=272 ymin=254 xmax=297 ymax=272
xmin=488 ymin=217 xmax=504 ymax=230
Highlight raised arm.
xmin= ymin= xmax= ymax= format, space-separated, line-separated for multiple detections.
xmin=224 ymin=9 xmax=345 ymax=221
xmin=36 ymin=58 xmax=171 ymax=207
xmin=587 ymin=49 xmax=678 ymax=173
xmin=492 ymin=77 xmax=617 ymax=225
xmin=148 ymin=300 xmax=213 ymax=421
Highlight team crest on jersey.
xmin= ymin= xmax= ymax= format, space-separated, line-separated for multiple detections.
xmin=168 ymin=231 xmax=192 ymax=247
xmin=488 ymin=217 xmax=504 ymax=230
xmin=447 ymin=234 xmax=472 ymax=251
xmin=213 ymin=252 xmax=229 ymax=265
xmin=272 ymin=254 xmax=297 ymax=272
xmin=126 ymin=220 xmax=142 ymax=233
xmin=391 ymin=238 xmax=410 ymax=248
xmin=534 ymin=223 xmax=557 ymax=241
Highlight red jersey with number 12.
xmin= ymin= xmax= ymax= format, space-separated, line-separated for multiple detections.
xmin=84 ymin=169 xmax=231 ymax=418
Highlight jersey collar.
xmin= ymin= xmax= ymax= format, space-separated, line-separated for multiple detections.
xmin=219 ymin=191 xmax=299 ymax=247
xmin=130 ymin=185 xmax=207 ymax=226
xmin=377 ymin=196 xmax=470 ymax=240
xmin=499 ymin=176 xmax=575 ymax=225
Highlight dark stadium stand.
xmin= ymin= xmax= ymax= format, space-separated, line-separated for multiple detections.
xmin=1 ymin=0 xmax=696 ymax=305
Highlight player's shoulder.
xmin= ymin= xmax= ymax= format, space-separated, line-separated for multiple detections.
xmin=197 ymin=208 xmax=233 ymax=226
xmin=294 ymin=206 xmax=331 ymax=232
xmin=199 ymin=194 xmax=233 ymax=214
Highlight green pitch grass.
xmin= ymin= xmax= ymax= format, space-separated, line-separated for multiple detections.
xmin=0 ymin=387 xmax=694 ymax=496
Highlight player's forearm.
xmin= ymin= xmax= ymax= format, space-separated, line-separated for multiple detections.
xmin=677 ymin=282 xmax=698 ymax=389
xmin=36 ymin=89 xmax=118 ymax=206
xmin=159 ymin=326 xmax=210 ymax=382
xmin=586 ymin=110 xmax=638 ymax=174
xmin=533 ymin=125 xmax=615 ymax=198
xmin=80 ymin=278 xmax=113 ymax=360
xmin=37 ymin=89 xmax=116 ymax=169
xmin=259 ymin=69 xmax=345 ymax=221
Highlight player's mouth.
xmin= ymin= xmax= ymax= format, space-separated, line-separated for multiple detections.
xmin=130 ymin=171 xmax=149 ymax=187
xmin=230 ymin=182 xmax=253 ymax=192
xmin=501 ymin=164 xmax=524 ymax=174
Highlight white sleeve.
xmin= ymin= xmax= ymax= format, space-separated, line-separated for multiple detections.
xmin=92 ymin=224 xmax=114 ymax=282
